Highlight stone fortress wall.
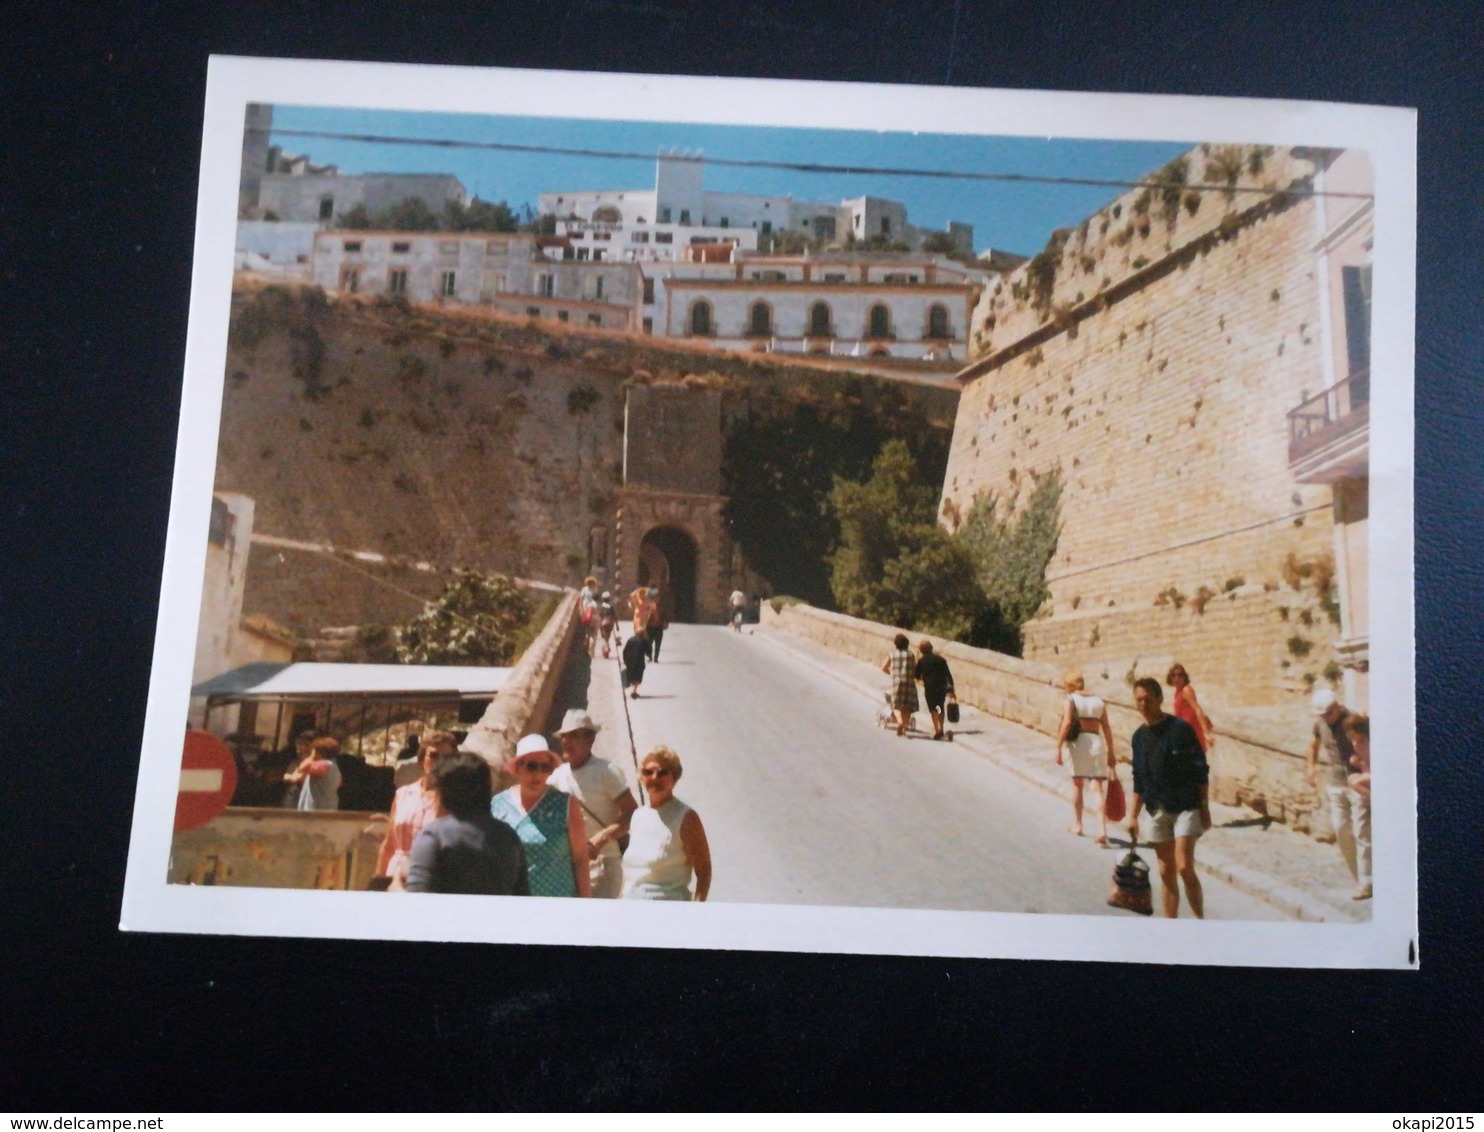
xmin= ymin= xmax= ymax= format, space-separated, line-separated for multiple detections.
xmin=940 ymin=146 xmax=1349 ymax=718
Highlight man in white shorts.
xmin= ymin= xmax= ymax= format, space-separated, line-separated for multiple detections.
xmin=548 ymin=709 xmax=637 ymax=899
xmin=1126 ymin=677 xmax=1211 ymax=918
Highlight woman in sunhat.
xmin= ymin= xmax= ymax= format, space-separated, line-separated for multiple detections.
xmin=490 ymin=734 xmax=591 ymax=897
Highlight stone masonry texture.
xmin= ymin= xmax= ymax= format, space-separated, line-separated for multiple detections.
xmin=941 ymin=146 xmax=1346 ymax=719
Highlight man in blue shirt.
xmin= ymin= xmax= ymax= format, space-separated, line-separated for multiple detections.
xmin=1125 ymin=677 xmax=1210 ymax=918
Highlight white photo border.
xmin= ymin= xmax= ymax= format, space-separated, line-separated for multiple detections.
xmin=122 ymin=55 xmax=1417 ymax=969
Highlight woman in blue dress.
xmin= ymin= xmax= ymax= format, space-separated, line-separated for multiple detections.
xmin=490 ymin=734 xmax=591 ymax=897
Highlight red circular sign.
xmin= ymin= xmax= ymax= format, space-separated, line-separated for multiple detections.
xmin=176 ymin=730 xmax=239 ymax=832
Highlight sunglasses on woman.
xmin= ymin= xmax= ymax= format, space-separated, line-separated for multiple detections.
xmin=518 ymin=760 xmax=556 ymax=773
xmin=641 ymin=767 xmax=673 ymax=779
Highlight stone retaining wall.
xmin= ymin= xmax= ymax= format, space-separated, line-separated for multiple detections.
xmin=462 ymin=588 xmax=583 ymax=783
xmin=764 ymin=601 xmax=1334 ymax=838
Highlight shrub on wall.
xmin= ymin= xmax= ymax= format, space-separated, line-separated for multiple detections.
xmin=395 ymin=571 xmax=534 ymax=666
xmin=954 ymin=467 xmax=1064 ymax=655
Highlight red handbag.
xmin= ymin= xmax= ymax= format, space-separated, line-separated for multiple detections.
xmin=1104 ymin=773 xmax=1127 ymax=822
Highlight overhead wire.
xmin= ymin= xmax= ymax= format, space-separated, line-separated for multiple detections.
xmin=258 ymin=127 xmax=1375 ymax=201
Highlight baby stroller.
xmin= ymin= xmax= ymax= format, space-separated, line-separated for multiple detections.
xmin=875 ymin=684 xmax=919 ymax=734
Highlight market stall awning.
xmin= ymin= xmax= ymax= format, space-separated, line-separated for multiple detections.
xmin=192 ymin=662 xmax=511 ymax=700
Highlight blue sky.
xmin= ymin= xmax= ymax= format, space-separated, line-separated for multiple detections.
xmin=270 ymin=105 xmax=1191 ymax=257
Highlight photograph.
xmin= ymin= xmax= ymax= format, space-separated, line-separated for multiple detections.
xmin=122 ymin=56 xmax=1415 ymax=967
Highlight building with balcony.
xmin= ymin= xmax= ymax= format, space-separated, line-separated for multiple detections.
xmin=1287 ymin=148 xmax=1373 ymax=709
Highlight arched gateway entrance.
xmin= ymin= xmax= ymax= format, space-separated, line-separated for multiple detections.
xmin=638 ymin=526 xmax=699 ymax=622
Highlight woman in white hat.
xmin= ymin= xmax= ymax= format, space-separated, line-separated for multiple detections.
xmin=490 ymin=734 xmax=591 ymax=897
xmin=548 ymin=708 xmax=636 ymax=899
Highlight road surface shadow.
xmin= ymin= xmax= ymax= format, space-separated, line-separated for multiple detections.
xmin=1218 ymin=815 xmax=1275 ymax=831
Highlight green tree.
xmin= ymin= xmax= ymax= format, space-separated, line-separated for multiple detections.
xmin=444 ymin=197 xmax=518 ymax=232
xmin=853 ymin=233 xmax=912 ymax=253
xmin=828 ymin=440 xmax=985 ymax=638
xmin=395 ymin=572 xmax=534 ymax=666
xmin=338 ymin=203 xmax=372 ymax=229
xmin=955 ymin=468 xmax=1064 ymax=655
xmin=373 ymin=196 xmax=441 ymax=231
xmin=765 ymin=228 xmax=816 ymax=255
xmin=919 ymin=231 xmax=959 ymax=256
xmin=520 ymin=211 xmax=558 ymax=235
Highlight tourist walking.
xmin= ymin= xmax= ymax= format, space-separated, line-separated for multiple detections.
xmin=1306 ymin=688 xmax=1371 ymax=900
xmin=623 ymin=747 xmax=712 ymax=902
xmin=1055 ymin=671 xmax=1117 ymax=845
xmin=404 ymin=752 xmax=529 ymax=896
xmin=630 ymin=585 xmax=653 ymax=640
xmin=490 ymin=734 xmax=591 ymax=897
xmin=549 ymin=709 xmax=637 ymax=899
xmin=621 ymin=629 xmax=649 ymax=699
xmin=396 ymin=728 xmax=455 ymax=788
xmin=579 ymin=576 xmax=600 ymax=658
xmin=1167 ymin=663 xmax=1216 ymax=751
xmin=880 ymin=633 xmax=919 ymax=737
xmin=646 ymin=588 xmax=667 ymax=661
xmin=598 ymin=591 xmax=618 ymax=658
xmin=285 ymin=736 xmax=342 ymax=811
xmin=376 ymin=732 xmax=449 ymax=886
xmin=913 ymin=640 xmax=956 ymax=741
xmin=729 ymin=589 xmax=746 ymax=631
xmin=1126 ymin=677 xmax=1210 ymax=918
xmin=1343 ymin=713 xmax=1371 ymax=802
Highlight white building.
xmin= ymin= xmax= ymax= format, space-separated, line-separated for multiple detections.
xmin=235 ymin=220 xmax=320 ymax=274
xmin=192 ymin=493 xmax=296 ymax=731
xmin=257 ymin=170 xmax=468 ymax=225
xmin=311 ymin=230 xmax=540 ymax=304
xmin=539 ymin=154 xmax=973 ymax=260
xmin=1286 ymin=148 xmax=1373 ymax=710
xmin=639 ymin=250 xmax=986 ymax=361
xmin=310 ymin=230 xmax=638 ymax=330
xmin=554 ymin=217 xmax=759 ymax=264
xmin=306 ymin=231 xmax=988 ymax=361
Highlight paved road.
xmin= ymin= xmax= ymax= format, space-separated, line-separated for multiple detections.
xmin=594 ymin=624 xmax=1284 ymax=920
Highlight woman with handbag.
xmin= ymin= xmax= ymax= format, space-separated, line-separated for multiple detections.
xmin=1054 ymin=670 xmax=1117 ymax=846
xmin=913 ymin=640 xmax=955 ymax=741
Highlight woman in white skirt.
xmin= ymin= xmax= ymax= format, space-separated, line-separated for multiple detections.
xmin=623 ymin=746 xmax=712 ymax=901
xmin=1055 ymin=670 xmax=1117 ymax=846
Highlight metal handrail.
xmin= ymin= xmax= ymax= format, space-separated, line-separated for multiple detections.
xmin=1288 ymin=368 xmax=1370 ymax=441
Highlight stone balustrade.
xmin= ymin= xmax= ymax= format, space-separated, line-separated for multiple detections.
xmin=763 ymin=600 xmax=1335 ymax=839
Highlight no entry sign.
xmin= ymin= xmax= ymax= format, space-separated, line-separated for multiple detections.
xmin=176 ymin=729 xmax=238 ymax=832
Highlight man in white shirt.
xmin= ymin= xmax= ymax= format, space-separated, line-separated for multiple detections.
xmin=729 ymin=589 xmax=746 ymax=631
xmin=548 ymin=709 xmax=637 ymax=899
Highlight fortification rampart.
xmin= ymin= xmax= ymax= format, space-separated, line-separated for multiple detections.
xmin=942 ymin=145 xmax=1344 ymax=713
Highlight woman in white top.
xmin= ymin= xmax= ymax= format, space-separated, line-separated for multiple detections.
xmin=1054 ymin=670 xmax=1117 ymax=846
xmin=623 ymin=746 xmax=712 ymax=901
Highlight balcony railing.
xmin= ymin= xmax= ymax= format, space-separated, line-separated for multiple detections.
xmin=1287 ymin=369 xmax=1370 ymax=469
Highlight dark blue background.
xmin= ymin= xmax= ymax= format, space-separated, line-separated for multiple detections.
xmin=2 ymin=0 xmax=1478 ymax=1110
